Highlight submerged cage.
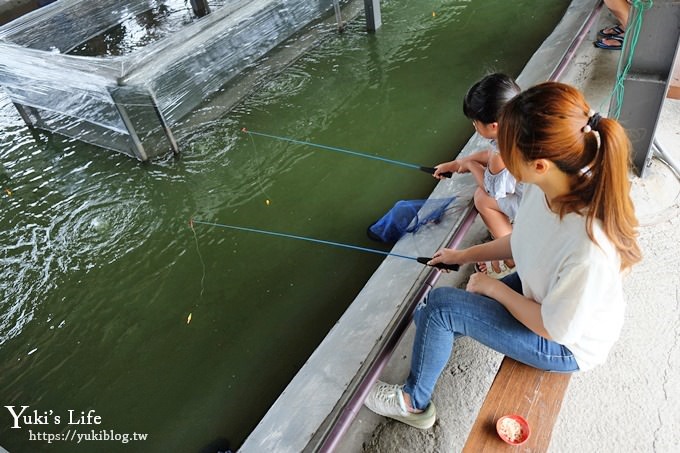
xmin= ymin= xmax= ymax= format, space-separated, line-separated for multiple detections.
xmin=0 ymin=0 xmax=344 ymax=161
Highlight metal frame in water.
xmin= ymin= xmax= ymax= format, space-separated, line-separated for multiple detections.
xmin=0 ymin=0 xmax=357 ymax=160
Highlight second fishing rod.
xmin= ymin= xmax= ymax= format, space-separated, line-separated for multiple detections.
xmin=242 ymin=128 xmax=454 ymax=178
xmin=191 ymin=219 xmax=459 ymax=272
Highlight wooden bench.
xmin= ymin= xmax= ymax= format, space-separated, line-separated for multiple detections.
xmin=462 ymin=357 xmax=571 ymax=452
xmin=668 ymin=58 xmax=680 ymax=100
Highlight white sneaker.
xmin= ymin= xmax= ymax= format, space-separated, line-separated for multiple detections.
xmin=363 ymin=380 xmax=436 ymax=429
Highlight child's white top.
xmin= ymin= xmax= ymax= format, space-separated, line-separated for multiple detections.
xmin=483 ymin=167 xmax=517 ymax=201
xmin=483 ymin=140 xmax=522 ymax=220
xmin=511 ymin=184 xmax=624 ymax=371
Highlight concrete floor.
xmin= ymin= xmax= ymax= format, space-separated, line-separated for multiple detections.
xmin=337 ymin=8 xmax=680 ymax=453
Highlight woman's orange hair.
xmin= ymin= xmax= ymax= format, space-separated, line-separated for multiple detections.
xmin=498 ymin=82 xmax=641 ymax=270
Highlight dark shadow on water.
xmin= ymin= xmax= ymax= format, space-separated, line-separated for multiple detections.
xmin=199 ymin=437 xmax=232 ymax=453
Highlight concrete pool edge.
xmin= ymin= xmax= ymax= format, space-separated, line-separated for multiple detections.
xmin=239 ymin=1 xmax=602 ymax=451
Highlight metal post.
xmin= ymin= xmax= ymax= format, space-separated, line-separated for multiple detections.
xmin=332 ymin=0 xmax=345 ymax=32
xmin=653 ymin=138 xmax=680 ymax=180
xmin=189 ymin=0 xmax=210 ymax=17
xmin=609 ymin=0 xmax=680 ymax=176
xmin=109 ymin=85 xmax=180 ymax=161
xmin=11 ymin=102 xmax=46 ymax=143
xmin=112 ymin=100 xmax=149 ymax=161
xmin=11 ymin=102 xmax=36 ymax=129
xmin=364 ymin=0 xmax=381 ymax=32
xmin=149 ymin=92 xmax=180 ymax=156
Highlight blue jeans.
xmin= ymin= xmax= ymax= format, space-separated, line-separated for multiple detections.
xmin=403 ymin=272 xmax=579 ymax=410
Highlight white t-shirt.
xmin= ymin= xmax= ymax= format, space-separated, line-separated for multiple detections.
xmin=511 ymin=184 xmax=624 ymax=370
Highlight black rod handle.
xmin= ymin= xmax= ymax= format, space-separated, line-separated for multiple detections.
xmin=417 ymin=257 xmax=459 ymax=271
xmin=419 ymin=166 xmax=452 ymax=178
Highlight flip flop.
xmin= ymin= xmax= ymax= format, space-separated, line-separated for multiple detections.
xmin=598 ymin=25 xmax=625 ymax=38
xmin=594 ymin=36 xmax=624 ymax=50
xmin=474 ymin=261 xmax=514 ymax=279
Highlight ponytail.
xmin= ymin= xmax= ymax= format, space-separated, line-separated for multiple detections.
xmin=588 ymin=117 xmax=641 ymax=270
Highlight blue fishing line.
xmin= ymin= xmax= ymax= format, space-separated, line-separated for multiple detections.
xmin=242 ymin=128 xmax=422 ymax=170
xmin=189 ymin=220 xmax=206 ymax=298
xmin=191 ymin=219 xmax=420 ymax=262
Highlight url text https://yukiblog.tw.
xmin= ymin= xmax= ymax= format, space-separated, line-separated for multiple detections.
xmin=29 ymin=429 xmax=148 ymax=444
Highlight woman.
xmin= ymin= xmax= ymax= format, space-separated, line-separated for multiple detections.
xmin=363 ymin=82 xmax=642 ymax=429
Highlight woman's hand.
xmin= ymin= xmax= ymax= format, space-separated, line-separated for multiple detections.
xmin=467 ymin=271 xmax=551 ymax=339
xmin=427 ymin=248 xmax=463 ymax=272
xmin=466 ymin=272 xmax=502 ymax=298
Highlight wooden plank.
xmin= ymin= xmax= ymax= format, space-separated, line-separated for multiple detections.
xmin=463 ymin=357 xmax=571 ymax=453
xmin=668 ymin=58 xmax=680 ymax=100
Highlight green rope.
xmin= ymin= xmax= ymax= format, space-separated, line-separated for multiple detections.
xmin=605 ymin=0 xmax=654 ymax=119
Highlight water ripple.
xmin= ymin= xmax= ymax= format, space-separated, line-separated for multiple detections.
xmin=0 ymin=130 xmax=161 ymax=345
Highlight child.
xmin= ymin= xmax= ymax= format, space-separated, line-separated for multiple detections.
xmin=433 ymin=73 xmax=521 ymax=277
xmin=364 ymin=81 xmax=641 ymax=429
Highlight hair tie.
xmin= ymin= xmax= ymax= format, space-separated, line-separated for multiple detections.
xmin=582 ymin=110 xmax=602 ymax=133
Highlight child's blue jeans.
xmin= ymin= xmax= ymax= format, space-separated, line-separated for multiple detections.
xmin=403 ymin=272 xmax=579 ymax=410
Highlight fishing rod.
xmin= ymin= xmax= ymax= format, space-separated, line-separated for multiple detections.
xmin=191 ymin=219 xmax=459 ymax=271
xmin=242 ymin=128 xmax=453 ymax=178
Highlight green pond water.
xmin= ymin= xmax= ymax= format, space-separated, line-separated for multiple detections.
xmin=0 ymin=1 xmax=568 ymax=451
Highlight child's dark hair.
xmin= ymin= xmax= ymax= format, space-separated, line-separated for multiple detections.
xmin=463 ymin=73 xmax=521 ymax=124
